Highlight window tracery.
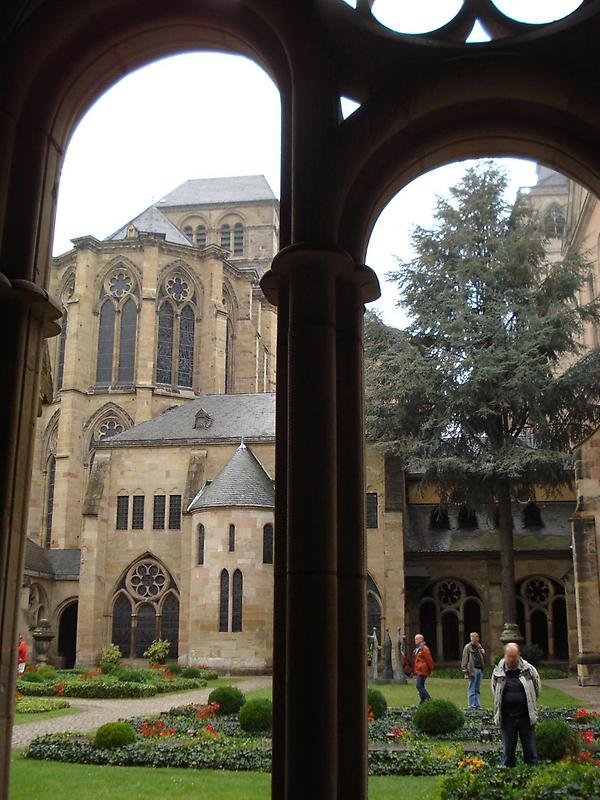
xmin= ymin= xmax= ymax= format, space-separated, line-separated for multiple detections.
xmin=156 ymin=269 xmax=198 ymax=390
xmin=95 ymin=266 xmax=139 ymax=386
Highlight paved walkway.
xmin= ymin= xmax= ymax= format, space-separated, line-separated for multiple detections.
xmin=12 ymin=676 xmax=272 ymax=749
xmin=551 ymin=677 xmax=600 ymax=710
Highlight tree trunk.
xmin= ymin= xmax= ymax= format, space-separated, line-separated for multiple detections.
xmin=498 ymin=479 xmax=517 ymax=628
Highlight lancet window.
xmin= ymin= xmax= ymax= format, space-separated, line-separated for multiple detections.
xmin=156 ymin=270 xmax=198 ymax=389
xmin=95 ymin=267 xmax=139 ymax=386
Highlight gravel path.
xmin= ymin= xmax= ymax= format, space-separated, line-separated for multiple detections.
xmin=12 ymin=676 xmax=272 ymax=749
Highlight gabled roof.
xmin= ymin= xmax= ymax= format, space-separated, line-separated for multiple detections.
xmin=106 ymin=205 xmax=192 ymax=246
xmin=535 ymin=165 xmax=569 ymax=189
xmin=107 ymin=393 xmax=275 ymax=446
xmin=156 ymin=175 xmax=276 ymax=207
xmin=188 ymin=442 xmax=274 ymax=510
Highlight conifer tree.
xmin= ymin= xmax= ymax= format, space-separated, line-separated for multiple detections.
xmin=365 ymin=162 xmax=600 ymax=641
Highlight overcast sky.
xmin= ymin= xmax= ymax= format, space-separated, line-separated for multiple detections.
xmin=53 ymin=0 xmax=582 ymax=328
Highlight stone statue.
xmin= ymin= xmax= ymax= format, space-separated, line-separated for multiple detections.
xmin=396 ymin=626 xmax=407 ymax=684
xmin=383 ymin=628 xmax=394 ymax=679
xmin=369 ymin=627 xmax=379 ymax=680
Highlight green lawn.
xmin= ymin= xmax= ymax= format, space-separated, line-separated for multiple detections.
xmin=245 ymin=678 xmax=578 ymax=710
xmin=13 ymin=706 xmax=82 ymax=726
xmin=9 ymin=752 xmax=442 ymax=799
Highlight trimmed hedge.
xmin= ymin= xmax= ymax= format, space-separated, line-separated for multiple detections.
xmin=16 ymin=681 xmax=57 ymax=696
xmin=536 ymin=720 xmax=578 ymax=761
xmin=94 ymin=722 xmax=137 ymax=749
xmin=208 ymin=686 xmax=246 ymax=715
xmin=367 ymin=688 xmax=388 ymax=720
xmin=17 ymin=676 xmax=206 ymax=698
xmin=414 ymin=699 xmax=464 ymax=735
xmin=239 ymin=699 xmax=272 ymax=733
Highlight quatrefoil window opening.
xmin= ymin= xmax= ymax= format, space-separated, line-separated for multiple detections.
xmin=437 ymin=580 xmax=463 ymax=607
xmin=109 ymin=271 xmax=133 ymax=298
xmin=166 ymin=275 xmax=191 ymax=303
xmin=524 ymin=577 xmax=552 ymax=607
xmin=126 ymin=560 xmax=168 ymax=600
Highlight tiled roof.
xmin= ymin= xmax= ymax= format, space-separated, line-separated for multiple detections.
xmin=108 ymin=393 xmax=275 ymax=445
xmin=404 ymin=502 xmax=574 ymax=553
xmin=24 ymin=540 xmax=81 ymax=579
xmin=188 ymin=443 xmax=274 ymax=510
xmin=106 ymin=205 xmax=192 ymax=246
xmin=156 ymin=175 xmax=276 ymax=207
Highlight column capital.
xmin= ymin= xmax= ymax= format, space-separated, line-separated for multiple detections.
xmin=0 ymin=273 xmax=62 ymax=337
xmin=260 ymin=244 xmax=380 ymax=306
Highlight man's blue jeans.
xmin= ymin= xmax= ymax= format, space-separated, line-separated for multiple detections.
xmin=501 ymin=712 xmax=538 ymax=767
xmin=467 ymin=667 xmax=483 ymax=707
xmin=415 ymin=674 xmax=431 ymax=703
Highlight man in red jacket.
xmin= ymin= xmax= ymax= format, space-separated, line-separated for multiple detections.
xmin=17 ymin=634 xmax=27 ymax=675
xmin=413 ymin=633 xmax=434 ymax=703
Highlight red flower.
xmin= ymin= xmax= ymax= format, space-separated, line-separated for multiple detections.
xmin=205 ymin=724 xmax=217 ymax=735
xmin=581 ymin=730 xmax=595 ymax=743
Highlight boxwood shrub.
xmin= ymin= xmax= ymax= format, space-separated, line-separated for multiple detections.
xmin=239 ymin=699 xmax=272 ymax=732
xmin=181 ymin=667 xmax=202 ymax=679
xmin=208 ymin=686 xmax=245 ymax=715
xmin=19 ymin=672 xmax=47 ymax=683
xmin=16 ymin=680 xmax=57 ymax=696
xmin=94 ymin=722 xmax=136 ymax=749
xmin=414 ymin=699 xmax=464 ymax=735
xmin=367 ymin=688 xmax=387 ymax=720
xmin=536 ymin=720 xmax=578 ymax=761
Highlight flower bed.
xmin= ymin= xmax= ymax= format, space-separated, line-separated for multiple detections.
xmin=15 ymin=697 xmax=71 ymax=714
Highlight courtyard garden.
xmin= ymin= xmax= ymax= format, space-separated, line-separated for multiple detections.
xmin=18 ymin=678 xmax=600 ymax=799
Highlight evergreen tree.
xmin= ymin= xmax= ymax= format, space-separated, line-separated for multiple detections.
xmin=365 ymin=162 xmax=600 ymax=639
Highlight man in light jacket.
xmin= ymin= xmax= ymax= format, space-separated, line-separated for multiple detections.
xmin=461 ymin=631 xmax=485 ymax=708
xmin=491 ymin=642 xmax=541 ymax=767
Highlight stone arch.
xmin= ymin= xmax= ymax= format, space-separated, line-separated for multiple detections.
xmin=56 ymin=598 xmax=78 ymax=669
xmin=27 ymin=582 xmax=50 ymax=624
xmin=40 ymin=410 xmax=60 ymax=470
xmin=517 ymin=575 xmax=567 ymax=659
xmin=94 ymin=256 xmax=142 ymax=312
xmin=82 ymin=402 xmax=134 ymax=466
xmin=418 ymin=578 xmax=482 ymax=663
xmin=157 ymin=260 xmax=204 ymax=308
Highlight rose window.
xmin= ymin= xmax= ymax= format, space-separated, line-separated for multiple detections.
xmin=109 ymin=271 xmax=133 ymax=298
xmin=96 ymin=419 xmax=125 ymax=440
xmin=437 ymin=580 xmax=462 ymax=607
xmin=525 ymin=578 xmax=551 ymax=606
xmin=126 ymin=560 xmax=167 ymax=600
xmin=166 ymin=275 xmax=190 ymax=303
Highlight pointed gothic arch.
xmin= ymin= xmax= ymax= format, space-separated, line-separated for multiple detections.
xmin=82 ymin=403 xmax=134 ymax=466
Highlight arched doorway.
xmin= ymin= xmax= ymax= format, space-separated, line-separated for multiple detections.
xmin=58 ymin=601 xmax=78 ymax=669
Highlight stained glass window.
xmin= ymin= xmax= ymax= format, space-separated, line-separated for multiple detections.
xmin=228 ymin=524 xmax=235 ymax=552
xmin=96 ymin=301 xmax=116 ymax=384
xmin=232 ymin=569 xmax=243 ymax=633
xmin=168 ymin=495 xmax=181 ymax=530
xmin=198 ymin=524 xmax=205 ymax=565
xmin=112 ymin=594 xmax=132 ymax=658
xmin=56 ymin=308 xmax=67 ymax=391
xmin=233 ymin=223 xmax=244 ymax=256
xmin=45 ymin=455 xmax=56 ymax=548
xmin=225 ymin=319 xmax=234 ymax=393
xmin=156 ymin=303 xmax=174 ymax=384
xmin=221 ymin=223 xmax=231 ymax=250
xmin=117 ymin=298 xmax=137 ymax=383
xmin=132 ymin=495 xmax=144 ymax=529
xmin=263 ymin=523 xmax=273 ymax=564
xmin=116 ymin=496 xmax=129 ymax=530
xmin=161 ymin=593 xmax=179 ymax=659
xmin=135 ymin=603 xmax=156 ymax=657
xmin=219 ymin=569 xmax=229 ymax=632
xmin=196 ymin=225 xmax=206 ymax=247
xmin=153 ymin=495 xmax=166 ymax=530
xmin=177 ymin=306 xmax=194 ymax=387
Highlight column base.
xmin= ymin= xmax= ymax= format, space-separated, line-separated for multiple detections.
xmin=577 ymin=654 xmax=600 ymax=686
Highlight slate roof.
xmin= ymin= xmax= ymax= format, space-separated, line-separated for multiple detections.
xmin=405 ymin=502 xmax=574 ymax=554
xmin=535 ymin=165 xmax=569 ymax=188
xmin=107 ymin=393 xmax=275 ymax=446
xmin=188 ymin=442 xmax=274 ymax=510
xmin=24 ymin=540 xmax=81 ymax=580
xmin=156 ymin=175 xmax=276 ymax=207
xmin=106 ymin=205 xmax=192 ymax=246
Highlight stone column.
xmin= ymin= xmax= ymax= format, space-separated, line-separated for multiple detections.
xmin=262 ymin=247 xmax=378 ymax=800
xmin=572 ymin=513 xmax=600 ymax=685
xmin=0 ymin=277 xmax=61 ymax=797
